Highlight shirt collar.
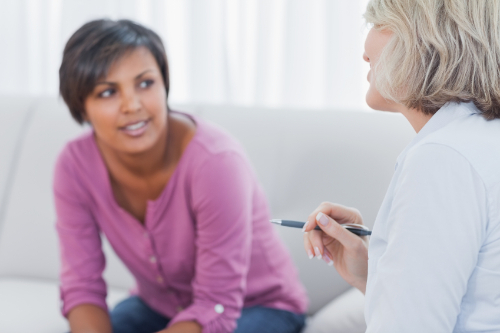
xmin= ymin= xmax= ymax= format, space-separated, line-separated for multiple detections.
xmin=395 ymin=102 xmax=479 ymax=168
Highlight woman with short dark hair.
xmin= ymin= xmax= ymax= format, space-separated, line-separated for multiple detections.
xmin=56 ymin=19 xmax=307 ymax=333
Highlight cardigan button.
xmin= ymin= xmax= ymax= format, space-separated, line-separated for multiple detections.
xmin=214 ymin=304 xmax=224 ymax=314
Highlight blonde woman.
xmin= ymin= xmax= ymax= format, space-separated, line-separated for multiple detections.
xmin=303 ymin=0 xmax=500 ymax=332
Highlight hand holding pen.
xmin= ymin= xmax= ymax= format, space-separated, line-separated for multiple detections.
xmin=302 ymin=202 xmax=369 ymax=294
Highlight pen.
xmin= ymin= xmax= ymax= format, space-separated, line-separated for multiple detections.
xmin=270 ymin=219 xmax=372 ymax=237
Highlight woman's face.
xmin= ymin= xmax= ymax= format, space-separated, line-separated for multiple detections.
xmin=363 ymin=28 xmax=398 ymax=112
xmin=84 ymin=47 xmax=168 ymax=154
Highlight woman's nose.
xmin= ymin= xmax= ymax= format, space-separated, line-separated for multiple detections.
xmin=363 ymin=52 xmax=370 ymax=63
xmin=121 ymin=91 xmax=141 ymax=113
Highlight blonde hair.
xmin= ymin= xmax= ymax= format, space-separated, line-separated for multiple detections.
xmin=365 ymin=0 xmax=500 ymax=119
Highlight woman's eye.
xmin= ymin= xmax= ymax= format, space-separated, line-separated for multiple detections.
xmin=98 ymin=88 xmax=115 ymax=98
xmin=139 ymin=79 xmax=154 ymax=89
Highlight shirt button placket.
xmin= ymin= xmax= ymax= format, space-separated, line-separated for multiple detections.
xmin=143 ymin=229 xmax=164 ymax=286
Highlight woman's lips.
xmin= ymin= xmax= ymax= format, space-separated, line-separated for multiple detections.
xmin=120 ymin=119 xmax=150 ymax=137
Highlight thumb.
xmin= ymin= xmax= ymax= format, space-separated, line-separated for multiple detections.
xmin=316 ymin=212 xmax=361 ymax=249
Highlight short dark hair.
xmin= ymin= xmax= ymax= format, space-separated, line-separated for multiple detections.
xmin=59 ymin=19 xmax=170 ymax=124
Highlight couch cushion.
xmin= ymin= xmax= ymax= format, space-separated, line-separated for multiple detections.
xmin=303 ymin=288 xmax=366 ymax=333
xmin=0 ymin=277 xmax=128 ymax=333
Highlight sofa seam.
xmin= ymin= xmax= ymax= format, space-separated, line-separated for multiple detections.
xmin=0 ymin=97 xmax=38 ymax=238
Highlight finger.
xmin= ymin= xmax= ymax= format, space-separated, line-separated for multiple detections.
xmin=304 ymin=202 xmax=337 ymax=232
xmin=324 ymin=203 xmax=362 ymax=224
xmin=302 ymin=215 xmax=318 ymax=233
xmin=315 ymin=211 xmax=363 ymax=249
xmin=307 ymin=230 xmax=325 ymax=260
xmin=304 ymin=202 xmax=345 ymax=232
xmin=303 ymin=232 xmax=315 ymax=259
xmin=322 ymin=247 xmax=334 ymax=266
xmin=306 ymin=202 xmax=363 ymax=231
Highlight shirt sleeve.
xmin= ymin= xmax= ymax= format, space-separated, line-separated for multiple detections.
xmin=167 ymin=152 xmax=254 ymax=333
xmin=365 ymin=143 xmax=487 ymax=333
xmin=53 ymin=149 xmax=107 ymax=317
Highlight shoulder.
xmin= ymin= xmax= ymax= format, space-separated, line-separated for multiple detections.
xmin=188 ymin=115 xmax=251 ymax=168
xmin=412 ymin=113 xmax=500 ymax=185
xmin=402 ymin=142 xmax=476 ymax=182
xmin=56 ymin=130 xmax=95 ymax=168
xmin=54 ymin=130 xmax=98 ymax=190
xmin=178 ymin=115 xmax=258 ymax=194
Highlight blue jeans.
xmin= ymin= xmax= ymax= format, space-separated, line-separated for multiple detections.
xmin=110 ymin=296 xmax=305 ymax=333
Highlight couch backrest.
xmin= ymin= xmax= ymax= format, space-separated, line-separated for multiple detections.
xmin=0 ymin=95 xmax=37 ymax=229
xmin=0 ymin=96 xmax=415 ymax=314
xmin=0 ymin=97 xmax=137 ymax=289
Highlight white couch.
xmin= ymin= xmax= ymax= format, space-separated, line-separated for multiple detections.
xmin=0 ymin=95 xmax=415 ymax=332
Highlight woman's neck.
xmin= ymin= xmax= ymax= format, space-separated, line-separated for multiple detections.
xmin=398 ymin=106 xmax=433 ymax=133
xmin=97 ymin=116 xmax=172 ymax=180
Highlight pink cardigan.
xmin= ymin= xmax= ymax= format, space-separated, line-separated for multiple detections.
xmin=54 ymin=113 xmax=308 ymax=333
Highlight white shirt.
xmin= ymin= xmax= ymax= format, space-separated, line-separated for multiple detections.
xmin=365 ymin=102 xmax=500 ymax=333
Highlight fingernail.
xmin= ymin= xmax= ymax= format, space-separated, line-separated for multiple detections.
xmin=316 ymin=212 xmax=329 ymax=226
xmin=322 ymin=254 xmax=332 ymax=265
xmin=328 ymin=260 xmax=334 ymax=266
xmin=314 ymin=247 xmax=322 ymax=259
xmin=307 ymin=249 xmax=314 ymax=259
xmin=302 ymin=219 xmax=309 ymax=232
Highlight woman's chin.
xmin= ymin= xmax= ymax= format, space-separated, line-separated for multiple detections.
xmin=116 ymin=137 xmax=158 ymax=155
xmin=365 ymin=93 xmax=398 ymax=113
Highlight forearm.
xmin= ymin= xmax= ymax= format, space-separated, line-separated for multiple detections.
xmin=157 ymin=321 xmax=202 ymax=333
xmin=68 ymin=304 xmax=112 ymax=333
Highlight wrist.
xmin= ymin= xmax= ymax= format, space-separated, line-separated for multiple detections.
xmin=352 ymin=279 xmax=367 ymax=295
